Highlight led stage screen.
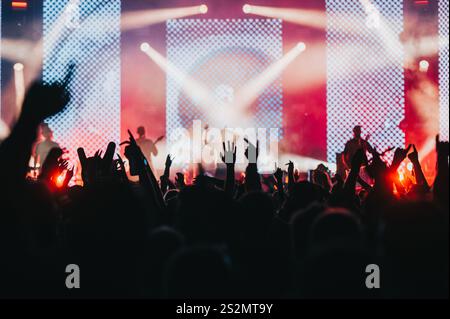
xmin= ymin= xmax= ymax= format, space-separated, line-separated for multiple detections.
xmin=166 ymin=18 xmax=283 ymax=148
xmin=326 ymin=0 xmax=405 ymax=163
xmin=43 ymin=0 xmax=121 ymax=162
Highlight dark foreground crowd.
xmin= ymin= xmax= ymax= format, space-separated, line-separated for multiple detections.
xmin=0 ymin=81 xmax=448 ymax=299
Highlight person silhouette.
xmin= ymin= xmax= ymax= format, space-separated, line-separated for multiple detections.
xmin=34 ymin=123 xmax=60 ymax=170
xmin=135 ymin=126 xmax=163 ymax=174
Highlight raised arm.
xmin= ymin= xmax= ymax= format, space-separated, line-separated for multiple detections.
xmin=160 ymin=154 xmax=173 ymax=194
xmin=0 ymin=81 xmax=69 ymax=182
xmin=244 ymin=139 xmax=261 ymax=192
xmin=433 ymin=135 xmax=449 ymax=207
xmin=286 ymin=160 xmax=295 ymax=193
xmin=343 ymin=148 xmax=364 ymax=198
xmin=407 ymin=144 xmax=429 ymax=190
xmin=274 ymin=166 xmax=284 ymax=203
xmin=220 ymin=141 xmax=236 ymax=197
xmin=123 ymin=130 xmax=165 ymax=211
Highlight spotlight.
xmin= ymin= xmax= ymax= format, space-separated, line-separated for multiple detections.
xmin=419 ymin=59 xmax=429 ymax=72
xmin=199 ymin=4 xmax=208 ymax=14
xmin=14 ymin=62 xmax=26 ymax=118
xmin=140 ymin=42 xmax=150 ymax=52
xmin=239 ymin=5 xmax=326 ymax=30
xmin=11 ymin=2 xmax=28 ymax=10
xmin=296 ymin=42 xmax=306 ymax=52
xmin=243 ymin=4 xmax=252 ymax=14
xmin=122 ymin=5 xmax=210 ymax=31
xmin=407 ymin=162 xmax=413 ymax=171
xmin=14 ymin=63 xmax=24 ymax=71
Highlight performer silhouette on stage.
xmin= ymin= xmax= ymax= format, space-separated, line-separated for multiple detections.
xmin=343 ymin=125 xmax=373 ymax=169
xmin=34 ymin=123 xmax=60 ymax=169
xmin=135 ymin=126 xmax=164 ymax=174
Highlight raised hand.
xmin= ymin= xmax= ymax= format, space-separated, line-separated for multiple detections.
xmin=21 ymin=81 xmax=70 ymax=123
xmin=434 ymin=135 xmax=449 ymax=206
xmin=221 ymin=141 xmax=237 ymax=165
xmin=436 ymin=135 xmax=449 ymax=158
xmin=273 ymin=165 xmax=285 ymax=201
xmin=286 ymin=160 xmax=295 ymax=190
xmin=122 ymin=129 xmax=165 ymax=209
xmin=53 ymin=160 xmax=73 ymax=190
xmin=77 ymin=143 xmax=117 ymax=185
xmin=244 ymin=138 xmax=259 ymax=164
xmin=407 ymin=144 xmax=419 ymax=163
xmin=165 ymin=154 xmax=173 ymax=169
xmin=392 ymin=144 xmax=412 ymax=167
xmin=39 ymin=147 xmax=64 ymax=181
xmin=101 ymin=142 xmax=116 ymax=173
xmin=274 ymin=166 xmax=283 ymax=183
xmin=286 ymin=161 xmax=294 ymax=175
xmin=115 ymin=154 xmax=128 ymax=182
xmin=220 ymin=140 xmax=237 ymax=196
xmin=160 ymin=154 xmax=174 ymax=193
xmin=366 ymin=147 xmax=388 ymax=184
xmin=407 ymin=144 xmax=429 ymax=189
xmin=0 ymin=69 xmax=72 ymax=183
xmin=62 ymin=166 xmax=74 ymax=188
xmin=122 ymin=130 xmax=147 ymax=176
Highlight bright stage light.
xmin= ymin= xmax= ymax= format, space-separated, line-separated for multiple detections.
xmin=199 ymin=4 xmax=208 ymax=14
xmin=122 ymin=5 xmax=210 ymax=31
xmin=296 ymin=42 xmax=306 ymax=52
xmin=14 ymin=62 xmax=25 ymax=118
xmin=11 ymin=1 xmax=28 ymax=10
xmin=140 ymin=42 xmax=150 ymax=52
xmin=0 ymin=119 xmax=10 ymax=141
xmin=407 ymin=162 xmax=414 ymax=172
xmin=243 ymin=4 xmax=252 ymax=14
xmin=14 ymin=62 xmax=24 ymax=71
xmin=359 ymin=0 xmax=403 ymax=56
xmin=419 ymin=59 xmax=429 ymax=72
xmin=166 ymin=18 xmax=283 ymax=133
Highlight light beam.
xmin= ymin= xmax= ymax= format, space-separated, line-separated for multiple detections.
xmin=122 ymin=5 xmax=208 ymax=31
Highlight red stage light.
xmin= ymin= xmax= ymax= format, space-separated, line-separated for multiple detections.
xmin=54 ymin=172 xmax=65 ymax=188
xmin=414 ymin=0 xmax=429 ymax=5
xmin=11 ymin=1 xmax=28 ymax=9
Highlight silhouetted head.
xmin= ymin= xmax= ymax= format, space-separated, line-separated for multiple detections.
xmin=163 ymin=246 xmax=232 ymax=298
xmin=297 ymin=247 xmax=372 ymax=299
xmin=176 ymin=185 xmax=234 ymax=245
xmin=137 ymin=126 xmax=145 ymax=137
xmin=280 ymin=181 xmax=324 ymax=221
xmin=310 ymin=207 xmax=364 ymax=250
xmin=291 ymin=203 xmax=326 ymax=260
